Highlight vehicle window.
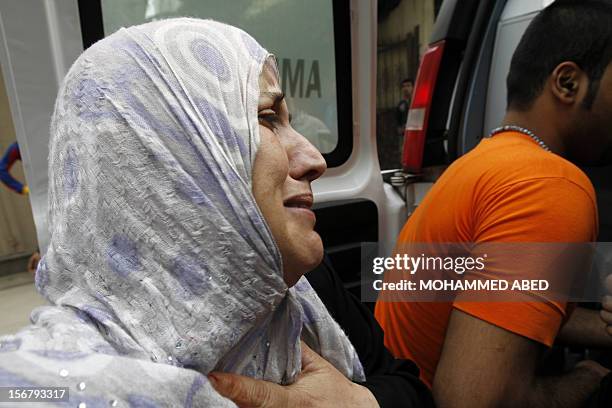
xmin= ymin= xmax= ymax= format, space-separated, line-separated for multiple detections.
xmin=99 ymin=0 xmax=341 ymax=156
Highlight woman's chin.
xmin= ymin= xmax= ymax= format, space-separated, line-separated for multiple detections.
xmin=302 ymin=233 xmax=324 ymax=269
xmin=282 ymin=238 xmax=324 ymax=287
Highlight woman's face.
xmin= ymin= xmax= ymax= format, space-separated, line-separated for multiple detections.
xmin=252 ymin=58 xmax=327 ymax=287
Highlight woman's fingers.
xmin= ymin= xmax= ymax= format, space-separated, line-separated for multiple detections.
xmin=208 ymin=344 xmax=379 ymax=408
xmin=300 ymin=341 xmax=325 ymax=372
xmin=208 ymin=372 xmax=290 ymax=408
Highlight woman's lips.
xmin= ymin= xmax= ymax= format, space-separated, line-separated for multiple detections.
xmin=283 ymin=193 xmax=313 ymax=208
xmin=284 ymin=206 xmax=316 ymax=222
xmin=283 ymin=193 xmax=316 ymax=222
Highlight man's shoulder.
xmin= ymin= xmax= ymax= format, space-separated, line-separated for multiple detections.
xmin=450 ymin=136 xmax=594 ymax=199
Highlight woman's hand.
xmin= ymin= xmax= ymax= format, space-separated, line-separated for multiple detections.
xmin=208 ymin=341 xmax=379 ymax=408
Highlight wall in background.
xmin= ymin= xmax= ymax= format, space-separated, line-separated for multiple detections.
xmin=0 ymin=65 xmax=38 ymax=259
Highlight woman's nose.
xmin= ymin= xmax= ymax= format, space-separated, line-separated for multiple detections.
xmin=288 ymin=129 xmax=327 ymax=182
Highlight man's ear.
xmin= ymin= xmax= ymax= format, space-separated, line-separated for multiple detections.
xmin=550 ymin=62 xmax=586 ymax=105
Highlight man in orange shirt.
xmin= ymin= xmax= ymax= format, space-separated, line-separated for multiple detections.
xmin=376 ymin=1 xmax=612 ymax=406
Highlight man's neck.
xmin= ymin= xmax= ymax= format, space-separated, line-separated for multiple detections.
xmin=501 ymin=110 xmax=567 ymax=156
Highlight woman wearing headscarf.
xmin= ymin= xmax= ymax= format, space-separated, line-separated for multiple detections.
xmin=0 ymin=19 xmax=431 ymax=407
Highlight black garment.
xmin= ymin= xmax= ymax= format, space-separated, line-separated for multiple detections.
xmin=396 ymin=99 xmax=410 ymax=129
xmin=588 ymin=373 xmax=612 ymax=408
xmin=307 ymin=256 xmax=434 ymax=408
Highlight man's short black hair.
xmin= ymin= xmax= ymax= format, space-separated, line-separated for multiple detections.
xmin=401 ymin=78 xmax=414 ymax=86
xmin=507 ymin=0 xmax=612 ymax=111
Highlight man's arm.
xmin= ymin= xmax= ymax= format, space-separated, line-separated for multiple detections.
xmin=433 ymin=309 xmax=608 ymax=408
xmin=557 ymin=306 xmax=612 ymax=348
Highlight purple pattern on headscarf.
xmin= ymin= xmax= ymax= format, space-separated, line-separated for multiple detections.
xmin=191 ymin=172 xmax=250 ymax=238
xmin=29 ymin=349 xmax=90 ymax=360
xmin=111 ymin=38 xmax=226 ymax=161
xmin=114 ymin=35 xmax=163 ymax=73
xmin=175 ymin=174 xmax=209 ymax=206
xmin=63 ymin=146 xmax=79 ymax=196
xmin=106 ymin=53 xmax=191 ymax=145
xmin=128 ymin=394 xmax=159 ymax=408
xmin=73 ymin=78 xmax=110 ymax=120
xmin=173 ymin=256 xmax=210 ymax=296
xmin=183 ymin=375 xmax=206 ymax=408
xmin=294 ymin=278 xmax=310 ymax=293
xmin=69 ymin=396 xmax=109 ymax=408
xmin=167 ymin=148 xmax=252 ymax=241
xmin=144 ymin=149 xmax=211 ymax=208
xmin=34 ymin=256 xmax=49 ymax=295
xmin=81 ymin=305 xmax=114 ymax=323
xmin=107 ymin=235 xmax=142 ymax=278
xmin=299 ymin=298 xmax=318 ymax=325
xmin=120 ymin=86 xmax=186 ymax=143
xmin=91 ymin=343 xmax=119 ymax=356
xmin=190 ymin=39 xmax=230 ymax=81
xmin=194 ymin=98 xmax=248 ymax=159
xmin=75 ymin=309 xmax=90 ymax=323
xmin=170 ymin=145 xmax=232 ymax=210
xmin=0 ymin=338 xmax=22 ymax=353
xmin=287 ymin=306 xmax=303 ymax=347
xmin=218 ymin=318 xmax=270 ymax=373
xmin=0 ymin=368 xmax=36 ymax=387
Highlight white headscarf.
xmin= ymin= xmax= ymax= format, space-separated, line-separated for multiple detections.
xmin=0 ymin=18 xmax=363 ymax=407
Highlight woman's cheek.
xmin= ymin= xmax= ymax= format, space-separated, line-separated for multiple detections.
xmin=271 ymin=146 xmax=290 ymax=185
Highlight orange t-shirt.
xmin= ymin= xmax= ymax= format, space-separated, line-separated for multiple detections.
xmin=374 ymin=131 xmax=598 ymax=388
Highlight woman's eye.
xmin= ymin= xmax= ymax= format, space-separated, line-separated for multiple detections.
xmin=258 ymin=110 xmax=281 ymax=129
